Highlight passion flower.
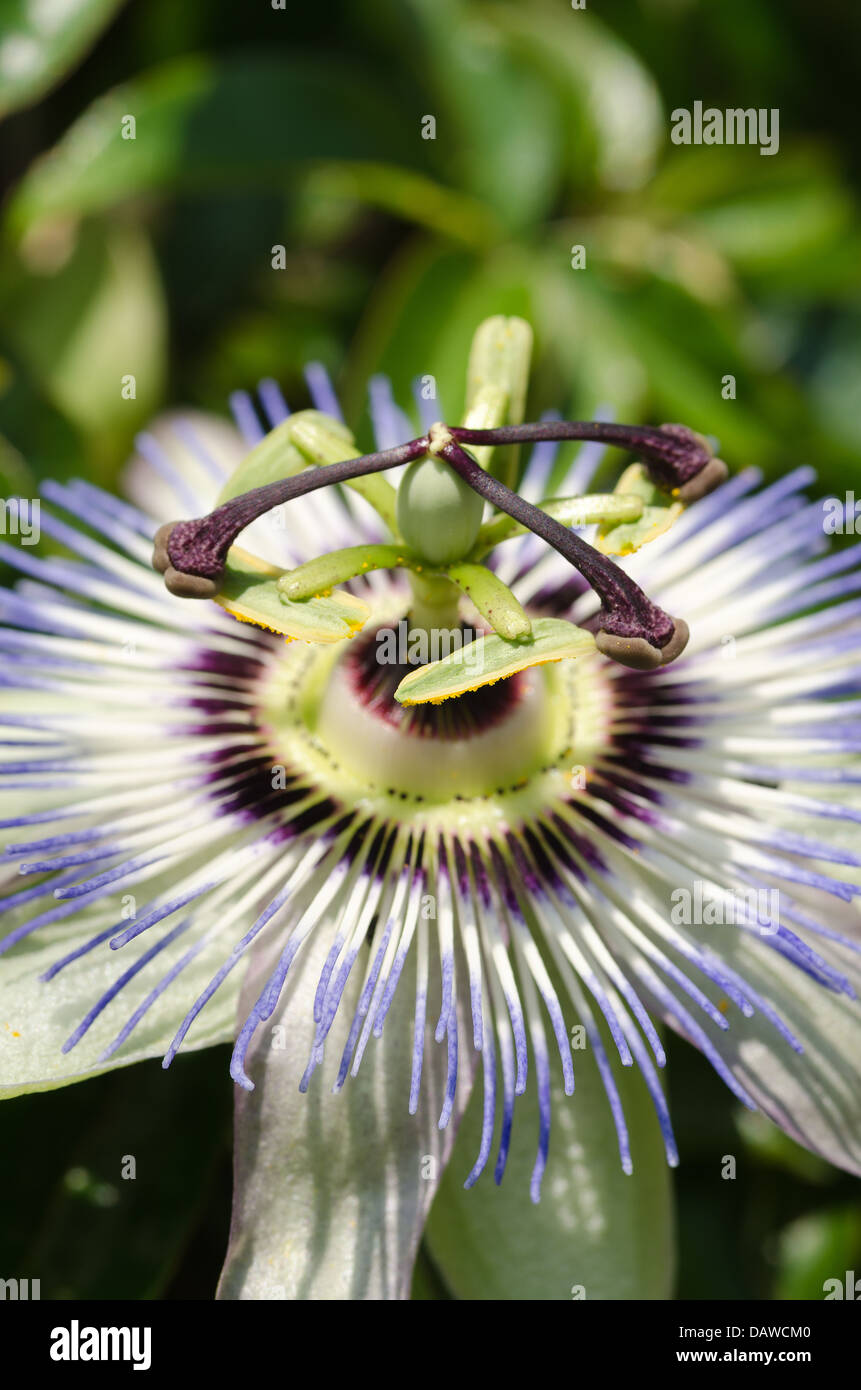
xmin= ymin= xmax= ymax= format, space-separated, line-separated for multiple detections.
xmin=1 ymin=317 xmax=859 ymax=1301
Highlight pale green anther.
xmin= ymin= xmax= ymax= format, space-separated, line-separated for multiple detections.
xmin=215 ymin=409 xmax=399 ymax=535
xmin=461 ymin=383 xmax=507 ymax=438
xmin=394 ymin=618 xmax=597 ymax=705
xmin=284 ymin=412 xmax=356 ymax=464
xmin=215 ymin=417 xmax=316 ymax=505
xmin=462 ymin=315 xmax=533 ymax=482
xmin=285 ymin=412 xmax=400 ymax=536
xmin=397 ymin=454 xmax=484 ymax=566
xmin=277 ymin=544 xmax=421 ymax=602
xmin=471 ymin=492 xmax=645 ymax=557
xmin=595 ymin=463 xmax=684 ymax=557
xmin=443 ymin=561 xmax=532 ymax=641
xmin=214 ymin=547 xmax=370 ymax=643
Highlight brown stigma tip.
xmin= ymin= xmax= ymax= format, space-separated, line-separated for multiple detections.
xmin=595 ymin=617 xmax=689 ymax=671
xmin=676 ymin=457 xmax=728 ymax=503
xmin=595 ymin=631 xmax=663 ymax=670
xmin=658 ymin=616 xmax=689 ymax=665
xmin=152 ymin=522 xmax=176 ymax=575
xmin=163 ymin=567 xmax=218 ymax=600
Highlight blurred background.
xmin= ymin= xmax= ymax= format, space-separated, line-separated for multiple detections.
xmin=1 ymin=0 xmax=860 ymax=1299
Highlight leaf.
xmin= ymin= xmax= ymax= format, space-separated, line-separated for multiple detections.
xmin=345 ymin=240 xmax=536 ymax=431
xmin=1 ymin=219 xmax=166 ymax=447
xmin=538 ymin=252 xmax=777 ymax=465
xmin=0 ymin=1050 xmax=232 ymax=1298
xmin=217 ymin=926 xmax=475 ymax=1299
xmin=0 ymin=0 xmax=126 ymax=120
xmin=424 ymin=1011 xmax=676 ymax=1299
xmin=300 ymin=161 xmax=498 ymax=251
xmin=215 ymin=546 xmax=370 ymax=643
xmin=0 ymin=362 xmax=85 ymax=490
xmin=595 ymin=463 xmax=684 ymax=557
xmin=410 ymin=1245 xmax=453 ymax=1300
xmin=693 ymin=183 xmax=853 ymax=276
xmin=6 ymin=54 xmax=419 ymax=235
xmin=388 ymin=0 xmax=563 ymax=230
xmin=775 ymin=1207 xmax=861 ymax=1301
xmin=642 ymin=148 xmax=860 ymax=296
xmin=395 ymin=618 xmax=595 ymax=705
xmin=487 ymin=0 xmax=664 ymax=193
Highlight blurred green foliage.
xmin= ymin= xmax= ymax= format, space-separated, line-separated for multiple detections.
xmin=0 ymin=0 xmax=859 ymax=1299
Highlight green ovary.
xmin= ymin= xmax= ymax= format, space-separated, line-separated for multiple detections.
xmin=396 ymin=456 xmax=485 ymax=566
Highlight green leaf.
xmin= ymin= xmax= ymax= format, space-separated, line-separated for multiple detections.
xmin=595 ymin=464 xmax=684 ymax=557
xmin=217 ymin=927 xmax=475 ymax=1299
xmin=424 ymin=1014 xmax=675 ymax=1299
xmin=775 ymin=1207 xmax=861 ymax=1301
xmin=487 ymin=0 xmax=664 ymax=193
xmin=538 ymin=251 xmax=776 ymax=465
xmin=378 ymin=0 xmax=563 ymax=230
xmin=690 ymin=177 xmax=854 ymax=278
xmin=395 ymin=618 xmax=595 ymax=705
xmin=0 ymin=362 xmax=86 ymax=490
xmin=0 ymin=1050 xmax=232 ymax=1298
xmin=6 ymin=54 xmax=419 ymax=235
xmin=300 ymin=161 xmax=498 ymax=251
xmin=0 ymin=0 xmax=126 ymax=120
xmin=0 ymin=219 xmax=166 ymax=449
xmin=345 ymin=239 xmax=540 ymax=442
xmin=410 ymin=1244 xmax=453 ymax=1300
xmin=215 ymin=546 xmax=370 ymax=643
